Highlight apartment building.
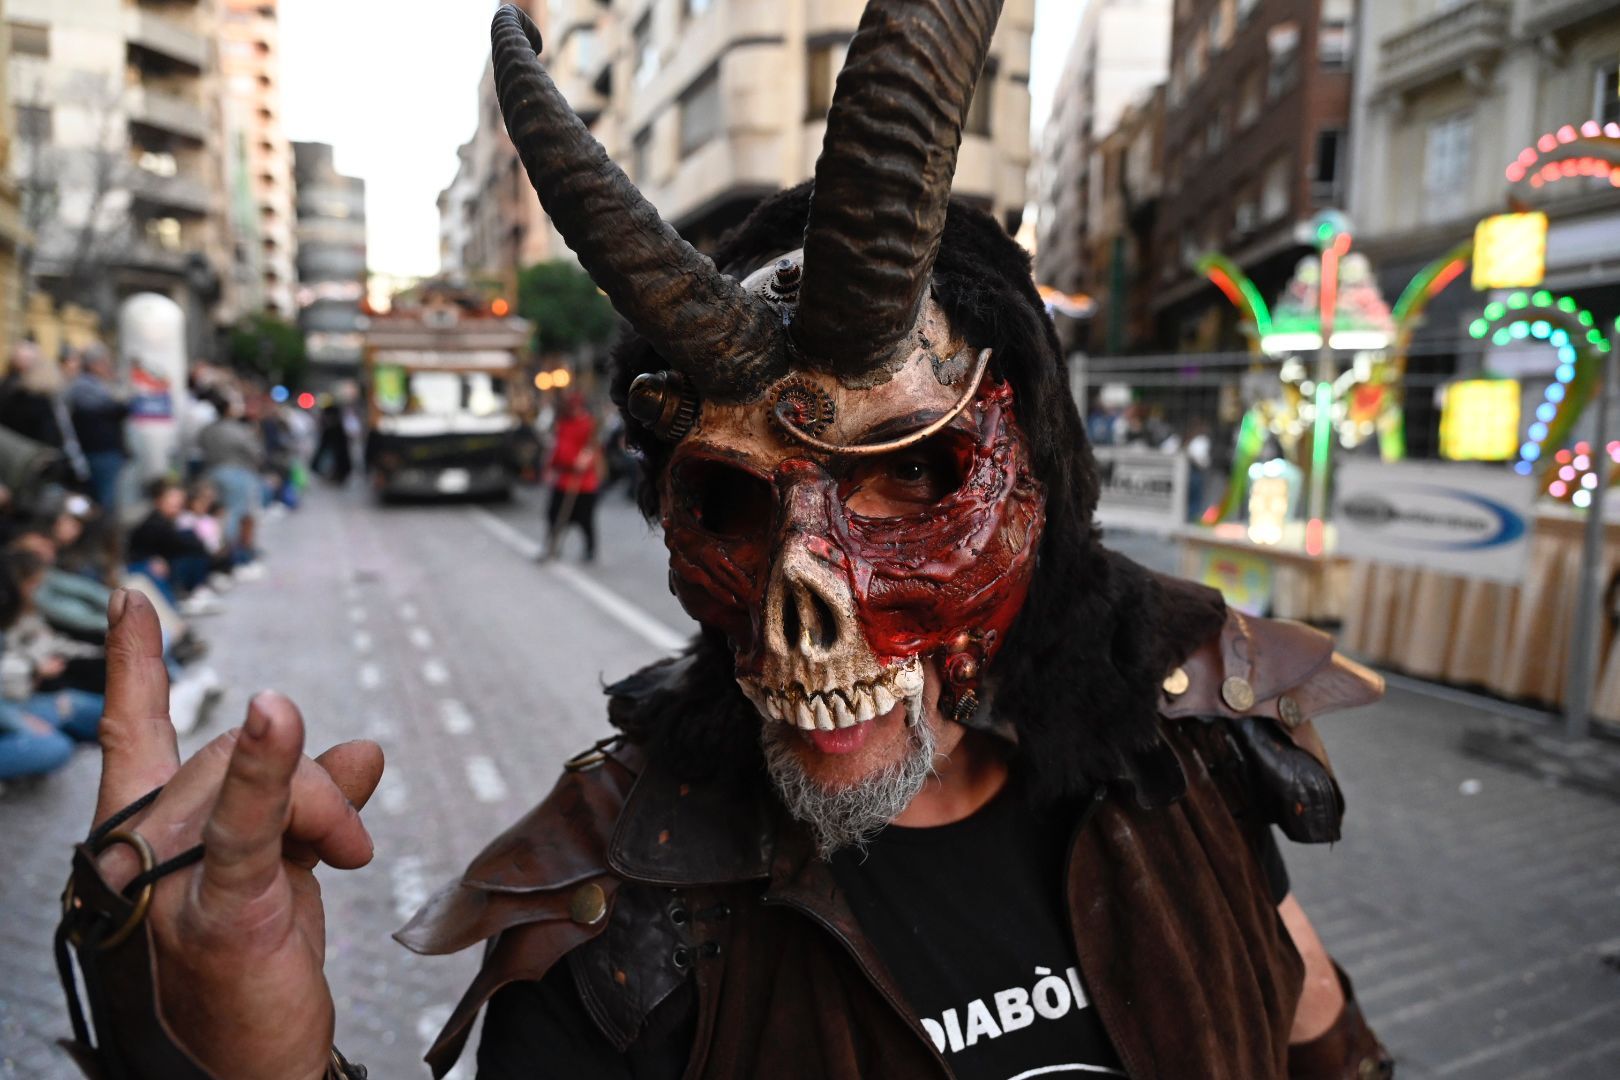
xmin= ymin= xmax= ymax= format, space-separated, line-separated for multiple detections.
xmin=1150 ymin=0 xmax=1355 ymax=351
xmin=7 ymin=0 xmax=231 ymax=354
xmin=0 ymin=17 xmax=26 ymax=351
xmin=1087 ymin=86 xmax=1168 ymax=355
xmin=218 ymin=0 xmax=295 ymax=319
xmin=292 ymin=140 xmax=365 ymax=384
xmin=441 ymin=0 xmax=1034 ymax=276
xmin=1349 ymin=1 xmax=1620 ymax=357
xmin=1034 ymin=0 xmax=1174 ymax=352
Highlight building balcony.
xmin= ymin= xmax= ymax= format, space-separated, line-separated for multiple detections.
xmin=127 ymin=169 xmax=212 ymax=217
xmin=296 ymin=217 xmax=366 ymax=248
xmin=126 ymin=10 xmax=208 ymax=73
xmin=1376 ymin=0 xmax=1509 ymax=98
xmin=1522 ymin=0 xmax=1617 ymax=35
xmin=127 ymin=87 xmax=209 ymax=143
xmin=117 ymin=241 xmax=190 ymax=277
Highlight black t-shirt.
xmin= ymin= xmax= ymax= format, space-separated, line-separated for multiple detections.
xmin=830 ymin=783 xmax=1127 ymax=1080
xmin=477 ymin=785 xmax=1291 ymax=1079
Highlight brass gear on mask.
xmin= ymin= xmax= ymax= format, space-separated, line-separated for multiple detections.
xmin=769 ymin=376 xmax=836 ymax=441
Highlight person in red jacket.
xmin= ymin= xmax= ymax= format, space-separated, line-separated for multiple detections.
xmin=544 ymin=392 xmax=602 ymax=561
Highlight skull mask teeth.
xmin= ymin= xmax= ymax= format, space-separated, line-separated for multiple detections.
xmin=739 ymin=656 xmax=926 ymax=732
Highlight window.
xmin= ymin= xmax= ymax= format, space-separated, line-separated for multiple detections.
xmin=631 ymin=125 xmax=653 ymax=184
xmin=15 ymin=104 xmax=51 ymax=140
xmin=1313 ymin=129 xmax=1344 ymax=203
xmin=1319 ymin=0 xmax=1353 ymax=71
xmin=1597 ymin=62 xmax=1620 ymax=127
xmin=1234 ymin=189 xmax=1258 ymax=236
xmin=1237 ymin=69 xmax=1262 ymax=129
xmin=574 ymin=28 xmax=599 ymax=76
xmin=1187 ymin=28 xmax=1207 ymax=84
xmin=1206 ymin=108 xmax=1227 ymax=156
xmin=964 ymin=60 xmax=997 ymax=137
xmin=1266 ymin=22 xmax=1300 ymax=100
xmin=9 ymin=20 xmax=48 ymax=57
xmin=1260 ymin=154 xmax=1292 ymax=222
xmin=1423 ymin=111 xmax=1473 ymax=224
xmin=679 ymin=66 xmax=721 ymax=157
xmin=633 ymin=14 xmax=657 ymax=88
xmin=805 ymin=42 xmax=848 ymax=121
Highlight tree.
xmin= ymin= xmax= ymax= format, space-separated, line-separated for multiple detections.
xmin=227 ymin=312 xmax=307 ymax=388
xmin=15 ymin=74 xmax=137 ymax=320
xmin=516 ymin=259 xmax=619 ymax=357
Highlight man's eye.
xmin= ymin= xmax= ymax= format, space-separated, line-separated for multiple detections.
xmin=842 ymin=441 xmax=967 ymax=518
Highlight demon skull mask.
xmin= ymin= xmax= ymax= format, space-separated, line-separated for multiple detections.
xmin=491 ymin=0 xmax=1038 ymax=734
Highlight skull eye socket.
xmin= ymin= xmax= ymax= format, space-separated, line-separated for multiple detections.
xmin=674 ymin=459 xmax=774 ymax=540
xmin=840 ymin=434 xmax=970 ymax=519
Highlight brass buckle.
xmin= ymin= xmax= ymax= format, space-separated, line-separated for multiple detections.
xmin=564 ymin=735 xmax=623 ymax=772
xmin=62 ymin=830 xmax=158 ymax=951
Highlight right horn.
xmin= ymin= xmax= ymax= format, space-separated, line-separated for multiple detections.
xmin=489 ymin=5 xmax=779 ymax=400
xmin=793 ymin=0 xmax=1004 ymax=384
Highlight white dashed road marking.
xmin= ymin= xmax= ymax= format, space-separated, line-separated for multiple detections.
xmin=400 ymin=602 xmax=419 ymax=622
xmin=358 ymin=663 xmax=381 ymax=690
xmin=468 ymin=507 xmax=688 ymax=651
xmin=422 ymin=658 xmax=450 ymax=686
xmin=464 ymin=756 xmax=510 ymax=803
xmin=376 ymin=770 xmax=408 ymax=815
xmin=390 ymin=854 xmax=429 ymax=921
xmin=348 ymin=606 xmax=366 ymax=624
xmin=353 ymin=630 xmax=373 ymax=653
xmin=440 ymin=698 xmax=474 ymax=735
xmin=409 ymin=626 xmax=435 ymax=650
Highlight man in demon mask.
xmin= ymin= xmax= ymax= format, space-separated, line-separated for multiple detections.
xmin=56 ymin=2 xmax=1394 ymax=1078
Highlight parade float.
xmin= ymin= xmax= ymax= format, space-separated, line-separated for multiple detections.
xmin=1182 ymin=120 xmax=1620 ymax=726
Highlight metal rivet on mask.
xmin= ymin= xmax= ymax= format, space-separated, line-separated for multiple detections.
xmin=1278 ymin=694 xmax=1304 ymax=730
xmin=570 ymin=882 xmax=607 ymax=925
xmin=1221 ymin=676 xmax=1256 ymax=713
xmin=1162 ymin=667 xmax=1190 ymax=697
xmin=767 ymin=258 xmax=802 ymax=304
xmin=628 ymin=370 xmax=700 ymax=442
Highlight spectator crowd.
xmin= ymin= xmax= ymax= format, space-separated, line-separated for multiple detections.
xmin=0 ymin=339 xmax=323 ymax=786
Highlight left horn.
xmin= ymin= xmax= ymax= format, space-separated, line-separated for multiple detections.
xmin=793 ymin=0 xmax=1004 ymax=383
xmin=490 ymin=5 xmax=779 ymax=399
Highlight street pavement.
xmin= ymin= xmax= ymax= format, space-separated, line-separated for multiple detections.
xmin=3 ymin=484 xmax=1618 ymax=1078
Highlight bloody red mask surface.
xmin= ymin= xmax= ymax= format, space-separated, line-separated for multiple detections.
xmin=659 ymin=267 xmax=1046 ymax=734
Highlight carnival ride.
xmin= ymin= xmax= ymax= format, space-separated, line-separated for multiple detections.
xmin=1197 ymin=118 xmax=1620 ymax=526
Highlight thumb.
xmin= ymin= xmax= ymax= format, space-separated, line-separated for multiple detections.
xmin=198 ymin=693 xmax=304 ymax=905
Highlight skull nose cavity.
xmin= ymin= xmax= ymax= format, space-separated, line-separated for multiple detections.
xmin=783 ymin=582 xmax=841 ymax=656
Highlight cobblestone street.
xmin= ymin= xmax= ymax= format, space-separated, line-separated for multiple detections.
xmin=3 ymin=487 xmax=1618 ymax=1078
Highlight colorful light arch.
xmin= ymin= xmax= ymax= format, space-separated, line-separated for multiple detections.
xmin=1505 ymin=121 xmax=1620 ymax=189
xmin=1466 ymin=291 xmax=1611 ymax=481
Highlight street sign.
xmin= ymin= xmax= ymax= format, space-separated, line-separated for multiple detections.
xmin=1093 ymin=447 xmax=1189 ymax=535
xmin=1473 ymin=212 xmax=1548 ymax=290
xmin=1334 ymin=460 xmax=1535 ymax=583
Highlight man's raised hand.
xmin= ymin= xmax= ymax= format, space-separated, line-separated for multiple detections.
xmin=91 ymin=589 xmax=385 ymax=1080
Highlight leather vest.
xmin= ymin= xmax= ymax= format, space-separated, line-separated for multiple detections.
xmin=397 ymin=611 xmax=1382 ymax=1079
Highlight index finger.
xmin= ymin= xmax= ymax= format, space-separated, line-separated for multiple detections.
xmin=94 ymin=588 xmax=181 ymax=827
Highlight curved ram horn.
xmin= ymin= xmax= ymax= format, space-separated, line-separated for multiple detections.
xmin=794 ymin=0 xmax=1004 ymax=384
xmin=490 ymin=5 xmax=779 ymax=399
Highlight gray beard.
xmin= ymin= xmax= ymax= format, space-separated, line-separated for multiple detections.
xmin=760 ymin=718 xmax=938 ymax=858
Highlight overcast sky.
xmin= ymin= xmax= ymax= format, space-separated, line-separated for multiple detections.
xmin=280 ymin=0 xmax=1086 ymax=279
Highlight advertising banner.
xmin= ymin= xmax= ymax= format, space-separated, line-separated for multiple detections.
xmin=1334 ymin=460 xmax=1535 ymax=583
xmin=1093 ymin=447 xmax=1188 ymax=535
